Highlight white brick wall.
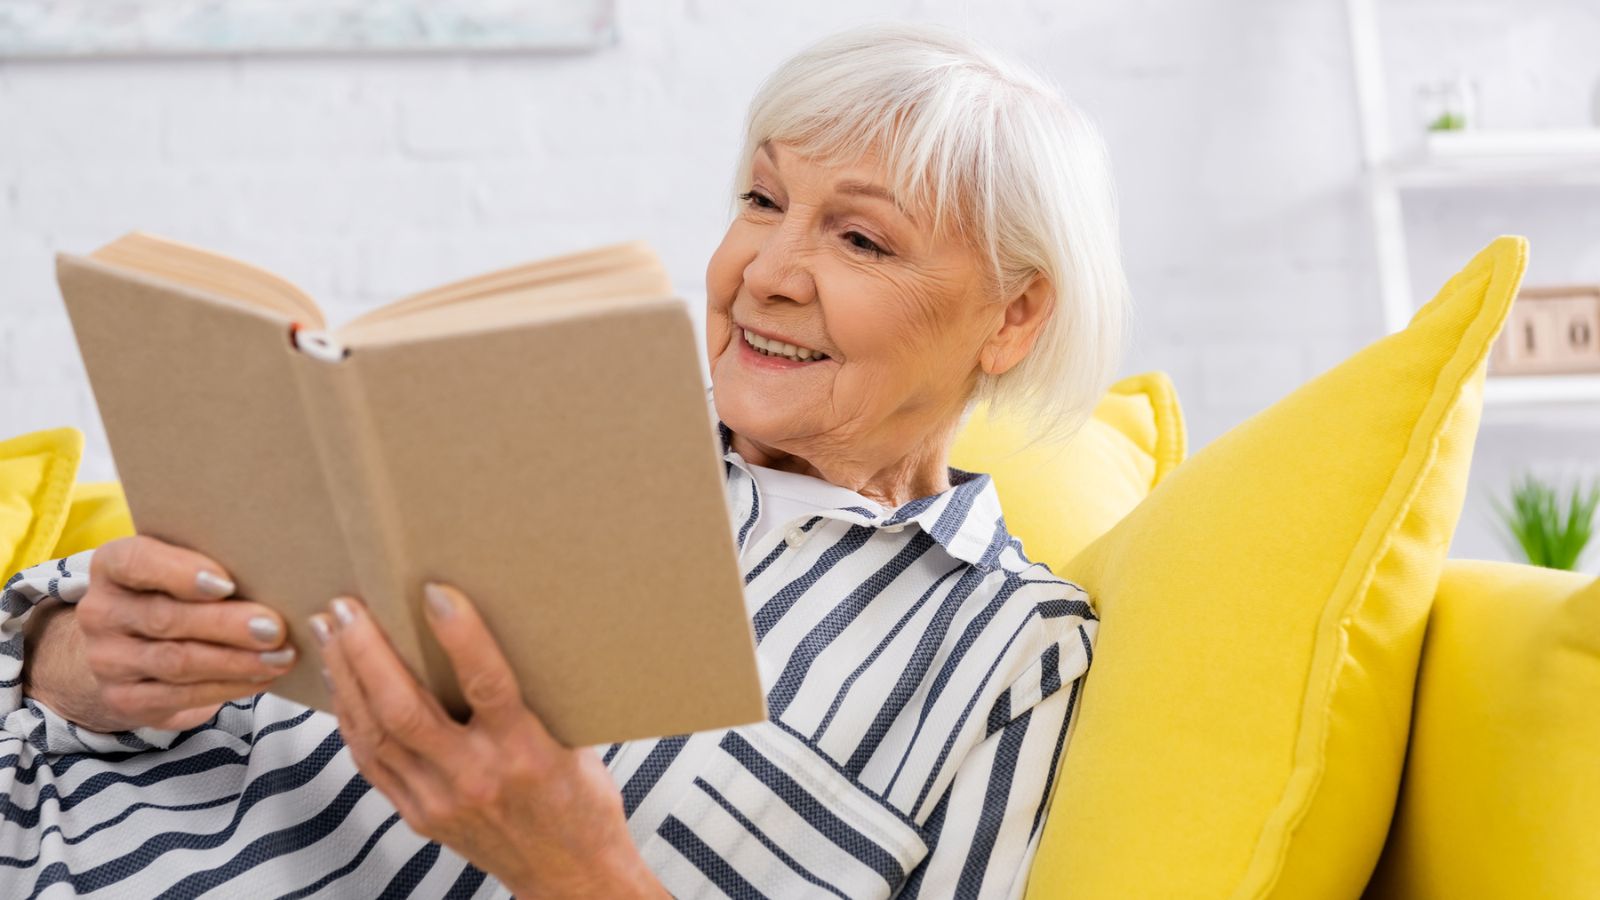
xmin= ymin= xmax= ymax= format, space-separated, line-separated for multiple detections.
xmin=2 ymin=0 xmax=1598 ymax=567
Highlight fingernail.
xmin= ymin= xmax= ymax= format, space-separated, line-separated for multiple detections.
xmin=260 ymin=648 xmax=295 ymax=666
xmin=331 ymin=598 xmax=356 ymax=627
xmin=424 ymin=583 xmax=454 ymax=619
xmin=196 ymin=570 xmax=235 ymax=598
xmin=309 ymin=616 xmax=332 ymax=646
xmin=321 ymin=667 xmax=335 ymax=693
xmin=248 ymin=616 xmax=282 ymax=644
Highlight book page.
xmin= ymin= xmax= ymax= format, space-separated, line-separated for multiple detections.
xmin=334 ymin=240 xmax=666 ymax=335
xmin=87 ymin=231 xmax=326 ymax=328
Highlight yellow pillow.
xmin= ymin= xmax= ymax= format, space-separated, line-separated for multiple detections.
xmin=0 ymin=427 xmax=84 ymax=578
xmin=951 ymin=371 xmax=1187 ymax=574
xmin=1026 ymin=235 xmax=1529 ymax=898
xmin=1365 ymin=559 xmax=1600 ymax=898
xmin=52 ymin=480 xmax=136 ymax=558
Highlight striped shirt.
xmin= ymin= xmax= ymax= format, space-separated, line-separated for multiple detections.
xmin=0 ymin=392 xmax=1098 ymax=898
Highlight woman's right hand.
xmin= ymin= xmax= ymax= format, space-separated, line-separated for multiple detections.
xmin=24 ymin=534 xmax=297 ymax=733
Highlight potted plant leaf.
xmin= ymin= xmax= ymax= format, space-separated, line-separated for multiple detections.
xmin=1487 ymin=470 xmax=1600 ymax=571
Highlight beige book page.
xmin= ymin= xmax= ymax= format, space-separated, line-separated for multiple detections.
xmin=81 ymin=231 xmax=669 ymax=339
xmin=339 ymin=240 xmax=664 ymax=331
xmin=334 ymin=257 xmax=677 ymax=347
xmin=87 ymin=231 xmax=326 ymax=327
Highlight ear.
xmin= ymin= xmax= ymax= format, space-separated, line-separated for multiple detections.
xmin=980 ymin=272 xmax=1054 ymax=376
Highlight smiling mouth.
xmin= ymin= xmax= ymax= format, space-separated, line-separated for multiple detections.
xmin=741 ymin=328 xmax=831 ymax=362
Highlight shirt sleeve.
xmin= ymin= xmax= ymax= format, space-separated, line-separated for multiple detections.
xmin=898 ymin=613 xmax=1097 ymax=900
xmin=1 ymin=549 xmax=185 ymax=756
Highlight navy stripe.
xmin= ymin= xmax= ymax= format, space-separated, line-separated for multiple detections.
xmin=766 ymin=531 xmax=935 ymax=718
xmin=19 ymin=731 xmax=350 ymax=893
xmin=376 ymin=841 xmax=442 ymax=900
xmin=768 ymin=719 xmax=922 ymax=834
xmin=976 ymin=517 xmax=1010 ymax=572
xmin=601 ymin=742 xmax=622 ymax=765
xmin=897 ymin=782 xmax=951 ymax=900
xmin=751 ymin=525 xmax=874 ymax=641
xmin=954 ymin=707 xmax=1032 ymax=899
xmin=693 ymin=776 xmax=850 ymax=899
xmin=876 ymin=573 xmax=1024 ymax=791
xmin=622 ymin=735 xmax=689 ymax=817
xmin=928 ymin=475 xmax=987 ymax=545
xmin=883 ymin=494 xmax=939 ymax=526
xmin=22 ymin=862 xmax=74 ymax=900
xmin=255 ymin=708 xmax=318 ymax=742
xmin=721 ymin=730 xmax=907 ymax=887
xmin=1040 ymin=642 xmax=1062 ymax=699
xmin=843 ymin=565 xmax=990 ymax=778
xmin=2 ymin=587 xmax=31 ymax=616
xmin=985 ymin=687 xmax=1011 ymax=738
xmin=1 ymin=794 xmax=237 ymax=858
xmin=904 ymin=609 xmax=1041 ymax=814
xmin=743 ymin=540 xmax=788 ymax=586
xmin=659 ymin=814 xmax=767 ymax=898
xmin=444 ymin=861 xmax=490 ymax=898
xmin=275 ymin=813 xmax=406 ymax=899
xmin=0 ymin=744 xmax=254 ymax=825
xmin=812 ymin=563 xmax=967 ymax=742
xmin=735 ymin=473 xmax=762 ymax=552
xmin=1038 ymin=597 xmax=1093 ymax=620
xmin=1030 ymin=678 xmax=1080 ymax=842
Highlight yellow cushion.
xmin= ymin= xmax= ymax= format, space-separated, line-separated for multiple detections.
xmin=52 ymin=480 xmax=136 ymax=558
xmin=0 ymin=427 xmax=84 ymax=578
xmin=1365 ymin=559 xmax=1600 ymax=898
xmin=951 ymin=371 xmax=1187 ymax=574
xmin=1026 ymin=235 xmax=1529 ymax=898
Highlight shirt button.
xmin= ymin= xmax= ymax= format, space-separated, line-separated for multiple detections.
xmin=786 ymin=525 xmax=810 ymax=546
xmin=881 ymin=522 xmax=906 ymax=534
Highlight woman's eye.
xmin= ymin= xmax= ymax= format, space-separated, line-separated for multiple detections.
xmin=846 ymin=231 xmax=888 ymax=258
xmin=738 ymin=190 xmax=778 ymax=211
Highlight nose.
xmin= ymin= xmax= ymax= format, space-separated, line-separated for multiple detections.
xmin=743 ymin=218 xmax=818 ymax=307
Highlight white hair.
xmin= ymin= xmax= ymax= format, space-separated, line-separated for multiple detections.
xmin=732 ymin=22 xmax=1132 ymax=448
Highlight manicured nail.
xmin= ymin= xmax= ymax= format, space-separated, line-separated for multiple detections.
xmin=321 ymin=667 xmax=335 ymax=693
xmin=309 ymin=616 xmax=332 ymax=646
xmin=196 ymin=569 xmax=235 ymax=598
xmin=331 ymin=598 xmax=356 ymax=627
xmin=424 ymin=583 xmax=454 ymax=619
xmin=259 ymin=648 xmax=296 ymax=666
xmin=248 ymin=616 xmax=282 ymax=644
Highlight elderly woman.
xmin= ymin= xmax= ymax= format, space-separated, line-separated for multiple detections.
xmin=2 ymin=22 xmax=1126 ymax=899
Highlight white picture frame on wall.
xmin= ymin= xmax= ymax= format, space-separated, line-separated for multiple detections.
xmin=0 ymin=0 xmax=617 ymax=58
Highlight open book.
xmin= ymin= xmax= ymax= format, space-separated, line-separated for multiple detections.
xmin=55 ymin=231 xmax=765 ymax=746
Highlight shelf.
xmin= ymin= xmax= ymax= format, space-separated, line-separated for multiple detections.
xmin=1483 ymin=373 xmax=1600 ymax=406
xmin=1377 ymin=129 xmax=1600 ymax=188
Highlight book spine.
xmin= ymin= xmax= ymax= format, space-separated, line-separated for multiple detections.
xmin=287 ymin=329 xmax=454 ymax=706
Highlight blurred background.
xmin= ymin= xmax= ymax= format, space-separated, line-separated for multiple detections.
xmin=2 ymin=0 xmax=1597 ymax=568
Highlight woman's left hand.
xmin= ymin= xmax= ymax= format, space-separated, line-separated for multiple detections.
xmin=310 ymin=583 xmax=666 ymax=900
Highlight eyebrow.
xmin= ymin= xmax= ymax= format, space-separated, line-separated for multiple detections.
xmin=756 ymin=141 xmax=915 ymax=222
xmin=835 ymin=180 xmax=898 ymax=205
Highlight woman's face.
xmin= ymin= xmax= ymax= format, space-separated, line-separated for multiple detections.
xmin=706 ymin=140 xmax=1000 ymax=471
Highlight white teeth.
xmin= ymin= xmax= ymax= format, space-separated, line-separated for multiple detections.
xmin=743 ymin=328 xmax=827 ymax=362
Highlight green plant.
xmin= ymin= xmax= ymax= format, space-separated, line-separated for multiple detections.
xmin=1487 ymin=471 xmax=1600 ymax=571
xmin=1427 ymin=110 xmax=1466 ymax=131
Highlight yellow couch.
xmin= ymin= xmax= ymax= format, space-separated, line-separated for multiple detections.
xmin=5 ymin=384 xmax=1591 ymax=898
xmin=3 ymin=236 xmax=1594 ymax=896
